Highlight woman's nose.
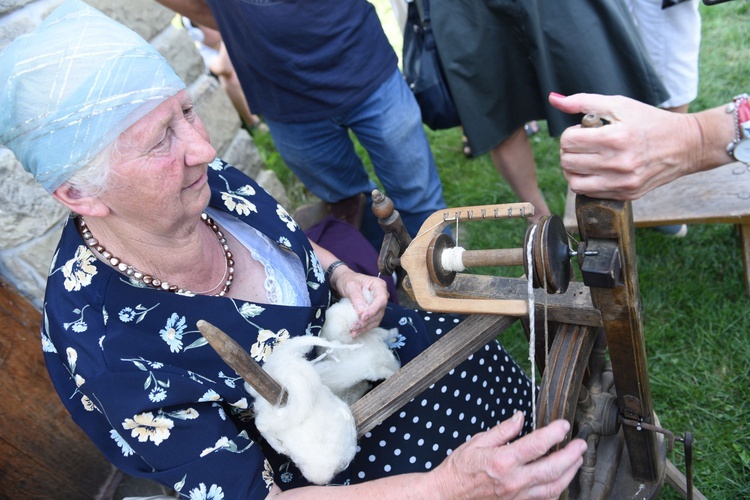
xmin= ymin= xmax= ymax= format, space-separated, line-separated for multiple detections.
xmin=182 ymin=118 xmax=217 ymax=166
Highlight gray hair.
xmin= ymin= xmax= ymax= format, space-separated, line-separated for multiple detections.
xmin=63 ymin=141 xmax=115 ymax=197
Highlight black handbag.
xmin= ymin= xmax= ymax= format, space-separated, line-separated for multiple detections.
xmin=402 ymin=0 xmax=461 ymax=131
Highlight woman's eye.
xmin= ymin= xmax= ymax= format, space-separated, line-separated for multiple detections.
xmin=183 ymin=106 xmax=195 ymax=120
xmin=150 ymin=131 xmax=170 ymax=152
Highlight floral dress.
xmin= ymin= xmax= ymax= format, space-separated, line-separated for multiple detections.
xmin=41 ymin=159 xmax=533 ymax=499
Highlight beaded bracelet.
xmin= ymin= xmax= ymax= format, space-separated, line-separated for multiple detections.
xmin=325 ymin=260 xmax=347 ymax=281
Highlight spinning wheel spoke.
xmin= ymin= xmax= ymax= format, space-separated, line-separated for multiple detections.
xmin=537 ymin=325 xmax=623 ymax=499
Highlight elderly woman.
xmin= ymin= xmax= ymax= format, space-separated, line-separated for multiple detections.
xmin=0 ymin=1 xmax=585 ymax=498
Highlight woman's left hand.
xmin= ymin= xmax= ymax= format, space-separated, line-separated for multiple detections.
xmin=329 ymin=265 xmax=389 ymax=336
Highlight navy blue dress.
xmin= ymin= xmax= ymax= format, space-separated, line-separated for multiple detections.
xmin=41 ymin=159 xmax=533 ymax=498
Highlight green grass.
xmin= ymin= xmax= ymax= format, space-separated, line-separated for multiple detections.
xmin=255 ymin=2 xmax=750 ymax=496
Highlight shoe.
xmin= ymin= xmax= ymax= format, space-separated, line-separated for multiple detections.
xmin=524 ymin=121 xmax=539 ymax=136
xmin=652 ymin=224 xmax=688 ymax=238
xmin=243 ymin=119 xmax=269 ymax=136
xmin=462 ymin=136 xmax=472 ymax=158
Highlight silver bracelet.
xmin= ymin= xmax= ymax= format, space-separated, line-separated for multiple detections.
xmin=325 ymin=260 xmax=347 ymax=281
xmin=726 ymin=93 xmax=750 ymax=169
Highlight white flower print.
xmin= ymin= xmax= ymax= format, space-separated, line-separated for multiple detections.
xmin=199 ymin=389 xmax=221 ymax=402
xmin=188 ymin=483 xmax=224 ymax=500
xmin=60 ymin=245 xmax=97 ymax=291
xmin=310 ymin=251 xmax=325 ymax=283
xmin=200 ymin=436 xmax=230 ymax=457
xmin=160 ymin=313 xmax=187 ymax=353
xmin=398 ymin=315 xmax=418 ymax=332
xmin=110 ymin=429 xmax=135 ymax=457
xmin=230 ymin=397 xmax=249 ymax=410
xmin=199 ymin=433 xmax=255 ymax=459
xmin=123 ymin=357 xmax=171 ymax=402
xmin=41 ymin=334 xmax=56 ymax=353
xmin=122 ymin=411 xmax=174 ymax=445
xmin=239 ymin=303 xmax=264 ymax=319
xmin=250 ymin=328 xmax=290 ymax=362
xmin=219 ymin=371 xmax=242 ymax=388
xmin=149 ymin=386 xmax=167 ymax=402
xmin=208 ymin=158 xmax=224 ymax=170
xmin=278 ymin=236 xmax=291 ymax=249
xmin=63 ymin=304 xmax=90 ymax=333
xmin=81 ymin=395 xmax=97 ymax=412
xmin=262 ymin=460 xmax=274 ymax=489
xmin=66 ymin=347 xmax=78 ymax=373
xmin=276 ymin=205 xmax=297 ymax=232
xmin=119 ymin=307 xmax=136 ymax=322
xmin=165 ymin=408 xmax=199 ymax=420
xmin=119 ymin=303 xmax=160 ymax=324
xmin=41 ymin=308 xmax=57 ymax=354
xmin=221 ymin=192 xmax=257 ymax=216
xmin=236 ymin=185 xmax=256 ymax=197
xmin=49 ymin=249 xmax=59 ymax=276
xmin=215 ymin=403 xmax=227 ymax=421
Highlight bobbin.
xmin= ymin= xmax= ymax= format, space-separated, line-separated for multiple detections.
xmin=373 ymin=193 xmax=575 ymax=316
xmin=425 ymin=214 xmax=571 ymax=294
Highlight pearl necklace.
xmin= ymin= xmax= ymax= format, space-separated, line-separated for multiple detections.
xmin=77 ymin=212 xmax=234 ymax=296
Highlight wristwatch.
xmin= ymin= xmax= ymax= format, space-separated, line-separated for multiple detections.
xmin=726 ymin=93 xmax=750 ymax=166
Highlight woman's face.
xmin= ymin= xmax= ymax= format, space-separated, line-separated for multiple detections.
xmin=98 ymin=90 xmax=216 ymax=229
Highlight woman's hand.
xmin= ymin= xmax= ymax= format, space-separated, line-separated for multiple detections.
xmin=549 ymin=92 xmax=702 ymax=200
xmin=273 ymin=412 xmax=585 ymax=499
xmin=329 ymin=264 xmax=389 ymax=336
xmin=430 ymin=411 xmax=586 ymax=499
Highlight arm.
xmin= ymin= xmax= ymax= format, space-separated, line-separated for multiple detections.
xmin=272 ymin=412 xmax=586 ymax=499
xmin=310 ymin=240 xmax=389 ymax=337
xmin=549 ymin=92 xmax=737 ymax=200
xmin=155 ymin=0 xmax=218 ymax=30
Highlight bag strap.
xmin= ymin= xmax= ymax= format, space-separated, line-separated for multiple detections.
xmin=421 ymin=0 xmax=432 ymax=25
xmin=407 ymin=0 xmax=432 ymax=28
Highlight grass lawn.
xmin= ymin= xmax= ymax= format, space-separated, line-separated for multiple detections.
xmin=254 ymin=1 xmax=750 ymax=496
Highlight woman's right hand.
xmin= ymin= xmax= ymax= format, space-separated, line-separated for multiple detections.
xmin=273 ymin=411 xmax=585 ymax=499
xmin=549 ymin=92 xmax=698 ymax=200
xmin=429 ymin=411 xmax=586 ymax=499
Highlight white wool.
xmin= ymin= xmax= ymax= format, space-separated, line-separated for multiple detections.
xmin=316 ymin=295 xmax=401 ymax=404
xmin=244 ymin=293 xmax=402 ymax=484
xmin=245 ymin=336 xmax=358 ymax=485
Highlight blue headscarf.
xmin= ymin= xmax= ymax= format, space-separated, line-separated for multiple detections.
xmin=0 ymin=0 xmax=186 ymax=193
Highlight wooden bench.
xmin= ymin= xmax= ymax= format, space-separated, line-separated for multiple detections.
xmin=563 ymin=161 xmax=750 ymax=295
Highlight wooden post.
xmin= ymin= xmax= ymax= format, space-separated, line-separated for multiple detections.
xmin=0 ymin=278 xmax=117 ymax=498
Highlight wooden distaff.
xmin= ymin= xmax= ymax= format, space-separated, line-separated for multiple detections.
xmin=198 ymin=314 xmax=518 ymax=438
xmin=197 ymin=320 xmax=288 ymax=406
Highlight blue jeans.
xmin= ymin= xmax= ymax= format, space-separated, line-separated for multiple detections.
xmin=265 ymin=69 xmax=446 ymax=247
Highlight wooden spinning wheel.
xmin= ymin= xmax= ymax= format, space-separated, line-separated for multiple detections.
xmin=197 ymin=176 xmax=701 ymax=499
xmin=369 ymin=191 xmax=699 ymax=499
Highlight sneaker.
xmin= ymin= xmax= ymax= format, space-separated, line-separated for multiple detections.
xmin=524 ymin=121 xmax=539 ymax=136
xmin=652 ymin=224 xmax=688 ymax=238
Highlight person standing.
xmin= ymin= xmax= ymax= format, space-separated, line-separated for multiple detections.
xmin=156 ymin=0 xmax=447 ymax=248
xmin=430 ymin=0 xmax=669 ymax=223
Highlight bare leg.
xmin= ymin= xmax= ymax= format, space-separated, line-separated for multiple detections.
xmin=490 ymin=126 xmax=550 ymax=223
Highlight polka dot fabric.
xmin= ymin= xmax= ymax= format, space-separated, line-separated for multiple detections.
xmin=350 ymin=310 xmax=534 ymax=482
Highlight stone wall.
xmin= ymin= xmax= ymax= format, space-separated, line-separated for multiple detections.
xmin=0 ymin=0 xmax=288 ymax=309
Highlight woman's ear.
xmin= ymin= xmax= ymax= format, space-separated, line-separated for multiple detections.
xmin=52 ymin=183 xmax=110 ymax=217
